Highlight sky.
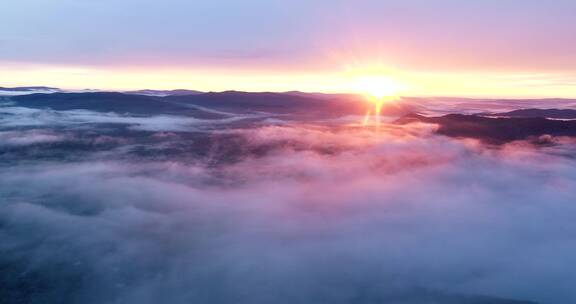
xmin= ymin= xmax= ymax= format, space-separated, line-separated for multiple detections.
xmin=1 ymin=0 xmax=576 ymax=97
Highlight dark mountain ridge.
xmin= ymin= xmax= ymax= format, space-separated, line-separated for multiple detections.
xmin=10 ymin=91 xmax=368 ymax=117
xmin=397 ymin=113 xmax=576 ymax=144
xmin=485 ymin=108 xmax=576 ymax=119
xmin=13 ymin=92 xmax=178 ymax=113
xmin=9 ymin=91 xmax=420 ymax=119
xmin=11 ymin=92 xmax=224 ymax=119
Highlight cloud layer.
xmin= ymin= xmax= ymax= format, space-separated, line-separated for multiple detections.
xmin=1 ymin=115 xmax=576 ymax=303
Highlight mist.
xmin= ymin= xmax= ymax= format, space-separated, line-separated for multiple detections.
xmin=2 ymin=119 xmax=575 ymax=304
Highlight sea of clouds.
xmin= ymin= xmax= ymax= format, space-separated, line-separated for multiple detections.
xmin=1 ymin=105 xmax=576 ymax=304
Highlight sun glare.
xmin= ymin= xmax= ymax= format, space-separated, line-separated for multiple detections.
xmin=346 ymin=71 xmax=406 ymax=127
xmin=353 ymin=75 xmax=402 ymax=100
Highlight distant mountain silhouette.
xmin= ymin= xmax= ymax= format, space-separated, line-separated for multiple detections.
xmin=10 ymin=91 xmax=348 ymax=115
xmin=0 ymin=86 xmax=62 ymax=97
xmin=125 ymin=89 xmax=203 ymax=96
xmin=396 ymin=113 xmax=576 ymax=144
xmin=485 ymin=108 xmax=576 ymax=119
xmin=0 ymin=86 xmax=60 ymax=92
xmin=283 ymin=91 xmax=361 ymax=100
xmin=11 ymin=92 xmax=225 ymax=118
xmin=9 ymin=91 xmax=414 ymax=118
xmin=166 ymin=91 xmax=345 ymax=113
xmin=167 ymin=91 xmax=414 ymax=116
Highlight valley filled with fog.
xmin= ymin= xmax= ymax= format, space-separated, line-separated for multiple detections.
xmin=2 ymin=90 xmax=576 ymax=304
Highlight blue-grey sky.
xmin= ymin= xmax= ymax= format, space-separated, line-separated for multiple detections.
xmin=1 ymin=0 xmax=576 ymax=96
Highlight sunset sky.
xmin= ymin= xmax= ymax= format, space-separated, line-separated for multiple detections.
xmin=2 ymin=0 xmax=576 ymax=97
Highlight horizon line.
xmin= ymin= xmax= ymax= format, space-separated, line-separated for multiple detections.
xmin=2 ymin=85 xmax=576 ymax=100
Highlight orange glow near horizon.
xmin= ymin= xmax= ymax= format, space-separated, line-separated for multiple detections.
xmin=1 ymin=62 xmax=576 ymax=98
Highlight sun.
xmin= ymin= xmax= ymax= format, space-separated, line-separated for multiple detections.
xmin=338 ymin=64 xmax=408 ymax=126
xmin=342 ymin=64 xmax=406 ymax=100
xmin=353 ymin=75 xmax=402 ymax=100
xmin=350 ymin=73 xmax=406 ymax=126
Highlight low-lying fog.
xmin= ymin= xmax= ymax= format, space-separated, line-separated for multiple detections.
xmin=1 ymin=97 xmax=576 ymax=304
